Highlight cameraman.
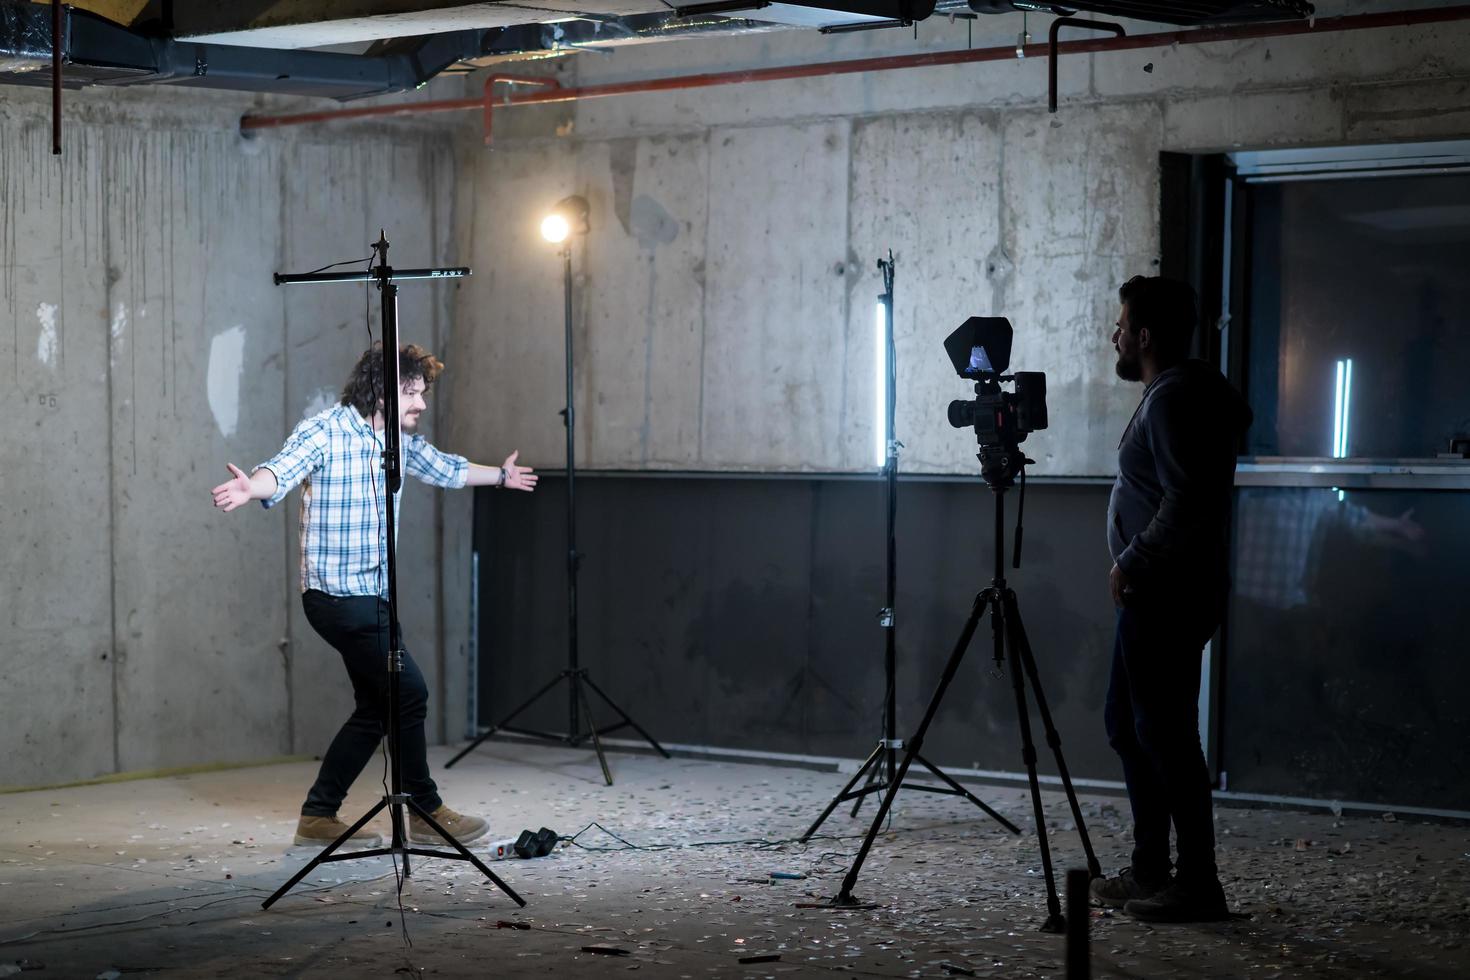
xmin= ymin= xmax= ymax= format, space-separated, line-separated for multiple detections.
xmin=1090 ymin=276 xmax=1252 ymax=922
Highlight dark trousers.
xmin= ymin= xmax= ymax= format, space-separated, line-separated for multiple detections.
xmin=299 ymin=590 xmax=442 ymax=817
xmin=1104 ymin=590 xmax=1221 ymax=883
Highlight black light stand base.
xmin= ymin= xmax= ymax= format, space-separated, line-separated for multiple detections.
xmin=802 ymin=741 xmax=1021 ymax=842
xmin=445 ymin=668 xmax=669 ymax=786
xmin=262 ymin=792 xmax=526 ymax=910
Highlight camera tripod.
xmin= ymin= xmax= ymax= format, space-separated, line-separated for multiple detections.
xmin=830 ymin=452 xmax=1100 ymax=931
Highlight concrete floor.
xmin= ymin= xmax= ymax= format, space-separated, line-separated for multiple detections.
xmin=1 ymin=744 xmax=1466 ymax=979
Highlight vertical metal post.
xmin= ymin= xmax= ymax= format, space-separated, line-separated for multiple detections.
xmin=51 ymin=2 xmax=63 ymax=155
xmin=563 ymin=245 xmax=579 ymax=737
xmin=467 ymin=551 xmax=479 ymax=739
xmin=1066 ymin=868 xmax=1090 ymax=978
xmin=879 ymin=256 xmax=897 ymax=782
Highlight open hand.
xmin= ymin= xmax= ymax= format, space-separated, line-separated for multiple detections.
xmin=211 ymin=463 xmax=253 ymax=512
xmin=502 ymin=451 xmax=538 ymax=492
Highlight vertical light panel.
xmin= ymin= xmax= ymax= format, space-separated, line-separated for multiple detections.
xmin=1332 ymin=357 xmax=1354 ymax=501
xmin=1332 ymin=360 xmax=1346 ymax=458
xmin=1332 ymin=357 xmax=1354 ymax=459
xmin=875 ymin=299 xmax=888 ymax=468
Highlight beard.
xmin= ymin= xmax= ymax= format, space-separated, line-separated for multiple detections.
xmin=1114 ymin=351 xmax=1142 ymax=382
xmin=401 ymin=412 xmax=421 ymax=432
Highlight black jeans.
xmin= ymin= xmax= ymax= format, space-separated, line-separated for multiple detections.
xmin=1104 ymin=587 xmax=1222 ymax=884
xmin=299 ymin=590 xmax=442 ymax=817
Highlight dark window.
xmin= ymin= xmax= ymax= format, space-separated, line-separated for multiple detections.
xmin=1243 ymin=174 xmax=1470 ymax=458
xmin=1224 ymin=486 xmax=1470 ymax=809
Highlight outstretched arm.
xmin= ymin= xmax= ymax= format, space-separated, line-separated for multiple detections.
xmin=211 ymin=464 xmax=279 ymax=512
xmin=465 ymin=450 xmax=538 ymax=492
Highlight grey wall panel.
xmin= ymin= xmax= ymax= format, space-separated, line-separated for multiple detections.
xmin=0 ymin=83 xmax=462 ymax=785
xmin=474 ymin=476 xmax=1122 ymax=781
xmin=0 ymin=130 xmax=116 ymax=785
xmin=105 ymin=129 xmax=292 ymax=772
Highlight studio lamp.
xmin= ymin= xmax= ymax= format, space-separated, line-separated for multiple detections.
xmin=447 ymin=192 xmax=667 ymax=783
xmin=540 ymin=195 xmax=590 ymax=245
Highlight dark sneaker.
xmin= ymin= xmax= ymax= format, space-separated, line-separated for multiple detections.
xmin=1090 ymin=867 xmax=1169 ymax=908
xmin=294 ymin=814 xmax=383 ymax=848
xmin=1124 ymin=877 xmax=1230 ymax=922
xmin=409 ymin=804 xmax=489 ymax=845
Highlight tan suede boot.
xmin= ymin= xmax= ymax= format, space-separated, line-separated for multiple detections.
xmin=409 ymin=804 xmax=489 ymax=845
xmin=294 ymin=814 xmax=384 ymax=848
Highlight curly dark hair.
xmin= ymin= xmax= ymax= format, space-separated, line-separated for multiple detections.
xmin=340 ymin=343 xmax=445 ymax=417
xmin=1118 ymin=275 xmax=1197 ymax=364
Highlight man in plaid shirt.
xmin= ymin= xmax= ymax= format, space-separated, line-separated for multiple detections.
xmin=211 ymin=343 xmax=537 ymax=848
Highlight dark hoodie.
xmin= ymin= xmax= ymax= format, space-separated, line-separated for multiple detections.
xmin=1107 ymin=359 xmax=1253 ymax=594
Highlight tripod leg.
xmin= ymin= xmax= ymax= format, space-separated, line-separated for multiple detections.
xmin=581 ymin=673 xmax=671 ymax=759
xmin=848 ymin=750 xmax=886 ymax=819
xmin=405 ymin=799 xmax=527 ymax=907
xmin=804 ymin=744 xmax=884 ymax=841
xmin=574 ymin=674 xmax=614 ymax=786
xmin=1005 ymin=592 xmax=1102 ymax=878
xmin=911 ymin=753 xmax=1021 ymax=834
xmin=445 ymin=670 xmax=568 ymax=768
xmin=1001 ymin=594 xmax=1065 ymax=932
xmin=833 ymin=591 xmax=991 ymax=905
xmin=263 ymin=798 xmax=388 ymax=909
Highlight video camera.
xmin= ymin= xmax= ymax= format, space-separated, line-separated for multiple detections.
xmin=944 ymin=317 xmax=1047 ymax=487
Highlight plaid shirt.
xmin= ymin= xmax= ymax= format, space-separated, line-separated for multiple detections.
xmin=1233 ymin=487 xmax=1368 ymax=610
xmin=257 ymin=403 xmax=468 ymax=597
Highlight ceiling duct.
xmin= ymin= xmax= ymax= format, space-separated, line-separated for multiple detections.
xmin=676 ymin=0 xmax=936 ymax=28
xmin=968 ymin=0 xmax=1314 ymax=25
xmin=0 ymin=1 xmax=497 ymax=99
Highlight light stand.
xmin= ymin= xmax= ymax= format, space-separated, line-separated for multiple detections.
xmin=447 ymin=198 xmax=668 ymax=785
xmin=262 ymin=232 xmax=525 ymax=911
xmin=803 ymin=252 xmax=1020 ymax=842
xmin=826 ymin=458 xmax=1101 ymax=930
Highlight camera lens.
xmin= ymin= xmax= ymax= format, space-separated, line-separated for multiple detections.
xmin=947 ymin=399 xmax=975 ymax=429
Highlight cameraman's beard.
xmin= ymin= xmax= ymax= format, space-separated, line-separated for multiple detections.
xmin=1115 ymin=353 xmax=1142 ymax=382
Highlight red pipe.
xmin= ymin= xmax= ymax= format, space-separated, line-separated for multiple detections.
xmin=239 ymin=5 xmax=1470 ymax=146
xmin=240 ymin=73 xmax=560 ymax=145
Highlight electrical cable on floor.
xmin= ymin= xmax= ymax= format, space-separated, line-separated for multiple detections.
xmin=561 ymin=820 xmax=860 ymax=854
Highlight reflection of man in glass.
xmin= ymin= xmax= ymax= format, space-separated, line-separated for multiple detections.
xmin=1235 ymin=489 xmax=1423 ymax=610
xmin=1090 ymin=277 xmax=1253 ymax=922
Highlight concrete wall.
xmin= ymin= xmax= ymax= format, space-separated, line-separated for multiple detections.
xmin=444 ymin=14 xmax=1470 ymax=477
xmin=0 ymin=86 xmax=470 ymax=786
xmin=4 ymin=7 xmax=1468 ymax=786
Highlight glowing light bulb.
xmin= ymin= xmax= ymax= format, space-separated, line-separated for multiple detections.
xmin=541 ymin=214 xmax=570 ymax=244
